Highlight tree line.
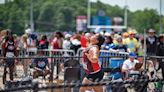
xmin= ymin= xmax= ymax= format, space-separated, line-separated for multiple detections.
xmin=0 ymin=0 xmax=163 ymax=35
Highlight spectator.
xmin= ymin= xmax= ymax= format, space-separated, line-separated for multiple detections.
xmin=26 ymin=33 xmax=37 ymax=56
xmin=31 ymin=48 xmax=51 ymax=81
xmin=51 ymin=31 xmax=63 ymax=49
xmin=138 ymin=35 xmax=144 ymax=56
xmin=62 ymin=34 xmax=72 ymax=50
xmin=85 ymin=33 xmax=91 ymax=47
xmin=110 ymin=36 xmax=128 ymax=53
xmin=122 ymin=52 xmax=143 ymax=79
xmin=123 ymin=31 xmax=139 ymax=53
xmin=146 ymin=29 xmax=158 ymax=56
xmin=101 ymin=35 xmax=114 ymax=50
xmin=80 ymin=32 xmax=87 ymax=48
xmin=122 ymin=32 xmax=129 ymax=42
xmin=70 ymin=34 xmax=81 ymax=54
xmin=156 ymin=34 xmax=164 ymax=78
xmin=2 ymin=30 xmax=17 ymax=84
xmin=19 ymin=34 xmax=29 ymax=76
xmin=38 ymin=35 xmax=49 ymax=56
xmin=38 ymin=35 xmax=49 ymax=50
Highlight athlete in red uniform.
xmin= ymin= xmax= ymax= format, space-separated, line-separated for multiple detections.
xmin=80 ymin=34 xmax=105 ymax=92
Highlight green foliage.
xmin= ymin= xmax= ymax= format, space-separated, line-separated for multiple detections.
xmin=130 ymin=9 xmax=160 ymax=33
xmin=0 ymin=0 xmax=163 ymax=35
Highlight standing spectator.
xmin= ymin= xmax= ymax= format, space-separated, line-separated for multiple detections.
xmin=123 ymin=31 xmax=139 ymax=53
xmin=122 ymin=32 xmax=129 ymax=42
xmin=62 ymin=34 xmax=72 ymax=50
xmin=38 ymin=35 xmax=49 ymax=50
xmin=85 ymin=33 xmax=91 ymax=47
xmin=80 ymin=34 xmax=105 ymax=92
xmin=70 ymin=34 xmax=81 ymax=54
xmin=101 ymin=35 xmax=114 ymax=50
xmin=138 ymin=35 xmax=144 ymax=57
xmin=26 ymin=33 xmax=37 ymax=56
xmin=110 ymin=36 xmax=128 ymax=53
xmin=146 ymin=29 xmax=158 ymax=56
xmin=18 ymin=34 xmax=29 ymax=76
xmin=146 ymin=29 xmax=158 ymax=75
xmin=156 ymin=34 xmax=164 ymax=78
xmin=51 ymin=31 xmax=63 ymax=49
xmin=38 ymin=35 xmax=49 ymax=56
xmin=2 ymin=30 xmax=17 ymax=84
xmin=51 ymin=32 xmax=63 ymax=79
xmin=80 ymin=32 xmax=87 ymax=48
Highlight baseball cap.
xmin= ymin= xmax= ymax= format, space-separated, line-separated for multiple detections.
xmin=129 ymin=52 xmax=137 ymax=58
xmin=148 ymin=29 xmax=155 ymax=33
xmin=65 ymin=34 xmax=72 ymax=39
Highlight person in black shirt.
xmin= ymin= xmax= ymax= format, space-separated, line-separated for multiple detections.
xmin=156 ymin=34 xmax=164 ymax=78
xmin=146 ymin=29 xmax=158 ymax=56
xmin=2 ymin=31 xmax=17 ymax=84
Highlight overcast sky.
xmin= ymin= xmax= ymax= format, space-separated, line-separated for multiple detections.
xmin=91 ymin=0 xmax=164 ymax=15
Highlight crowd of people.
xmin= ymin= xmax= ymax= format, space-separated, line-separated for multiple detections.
xmin=0 ymin=28 xmax=164 ymax=91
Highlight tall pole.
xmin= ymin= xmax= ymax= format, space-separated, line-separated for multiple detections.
xmin=159 ymin=0 xmax=163 ymax=34
xmin=30 ymin=0 xmax=34 ymax=32
xmin=124 ymin=0 xmax=128 ymax=29
xmin=87 ymin=0 xmax=91 ymax=28
xmin=144 ymin=29 xmax=147 ymax=74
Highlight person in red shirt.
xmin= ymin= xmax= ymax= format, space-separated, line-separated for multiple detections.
xmin=80 ymin=33 xmax=105 ymax=92
xmin=80 ymin=32 xmax=87 ymax=48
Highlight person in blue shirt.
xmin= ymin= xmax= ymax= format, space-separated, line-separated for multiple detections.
xmin=101 ymin=36 xmax=115 ymax=50
xmin=110 ymin=36 xmax=128 ymax=53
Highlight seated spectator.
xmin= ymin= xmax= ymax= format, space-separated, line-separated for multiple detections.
xmin=31 ymin=48 xmax=51 ymax=80
xmin=122 ymin=52 xmax=143 ymax=80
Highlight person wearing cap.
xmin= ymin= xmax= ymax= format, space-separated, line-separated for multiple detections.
xmin=123 ymin=31 xmax=139 ymax=53
xmin=63 ymin=34 xmax=72 ymax=50
xmin=122 ymin=32 xmax=129 ymax=40
xmin=122 ymin=52 xmax=142 ymax=79
xmin=146 ymin=28 xmax=158 ymax=56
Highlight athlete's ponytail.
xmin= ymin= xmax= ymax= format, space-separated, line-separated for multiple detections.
xmin=96 ymin=34 xmax=105 ymax=50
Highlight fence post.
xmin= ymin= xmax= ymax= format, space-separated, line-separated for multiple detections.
xmin=33 ymin=82 xmax=39 ymax=92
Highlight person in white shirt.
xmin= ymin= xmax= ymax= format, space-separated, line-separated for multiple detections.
xmin=122 ymin=52 xmax=142 ymax=79
xmin=62 ymin=34 xmax=72 ymax=50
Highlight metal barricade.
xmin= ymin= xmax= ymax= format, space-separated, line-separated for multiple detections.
xmin=76 ymin=47 xmax=85 ymax=57
xmin=99 ymin=50 xmax=129 ymax=80
xmin=38 ymin=49 xmax=76 ymax=79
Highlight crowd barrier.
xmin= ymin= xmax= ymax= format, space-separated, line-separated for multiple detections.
xmin=0 ymin=78 xmax=164 ymax=92
xmin=0 ymin=48 xmax=164 ymax=92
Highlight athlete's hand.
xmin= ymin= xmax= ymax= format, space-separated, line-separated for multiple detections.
xmin=85 ymin=51 xmax=93 ymax=61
